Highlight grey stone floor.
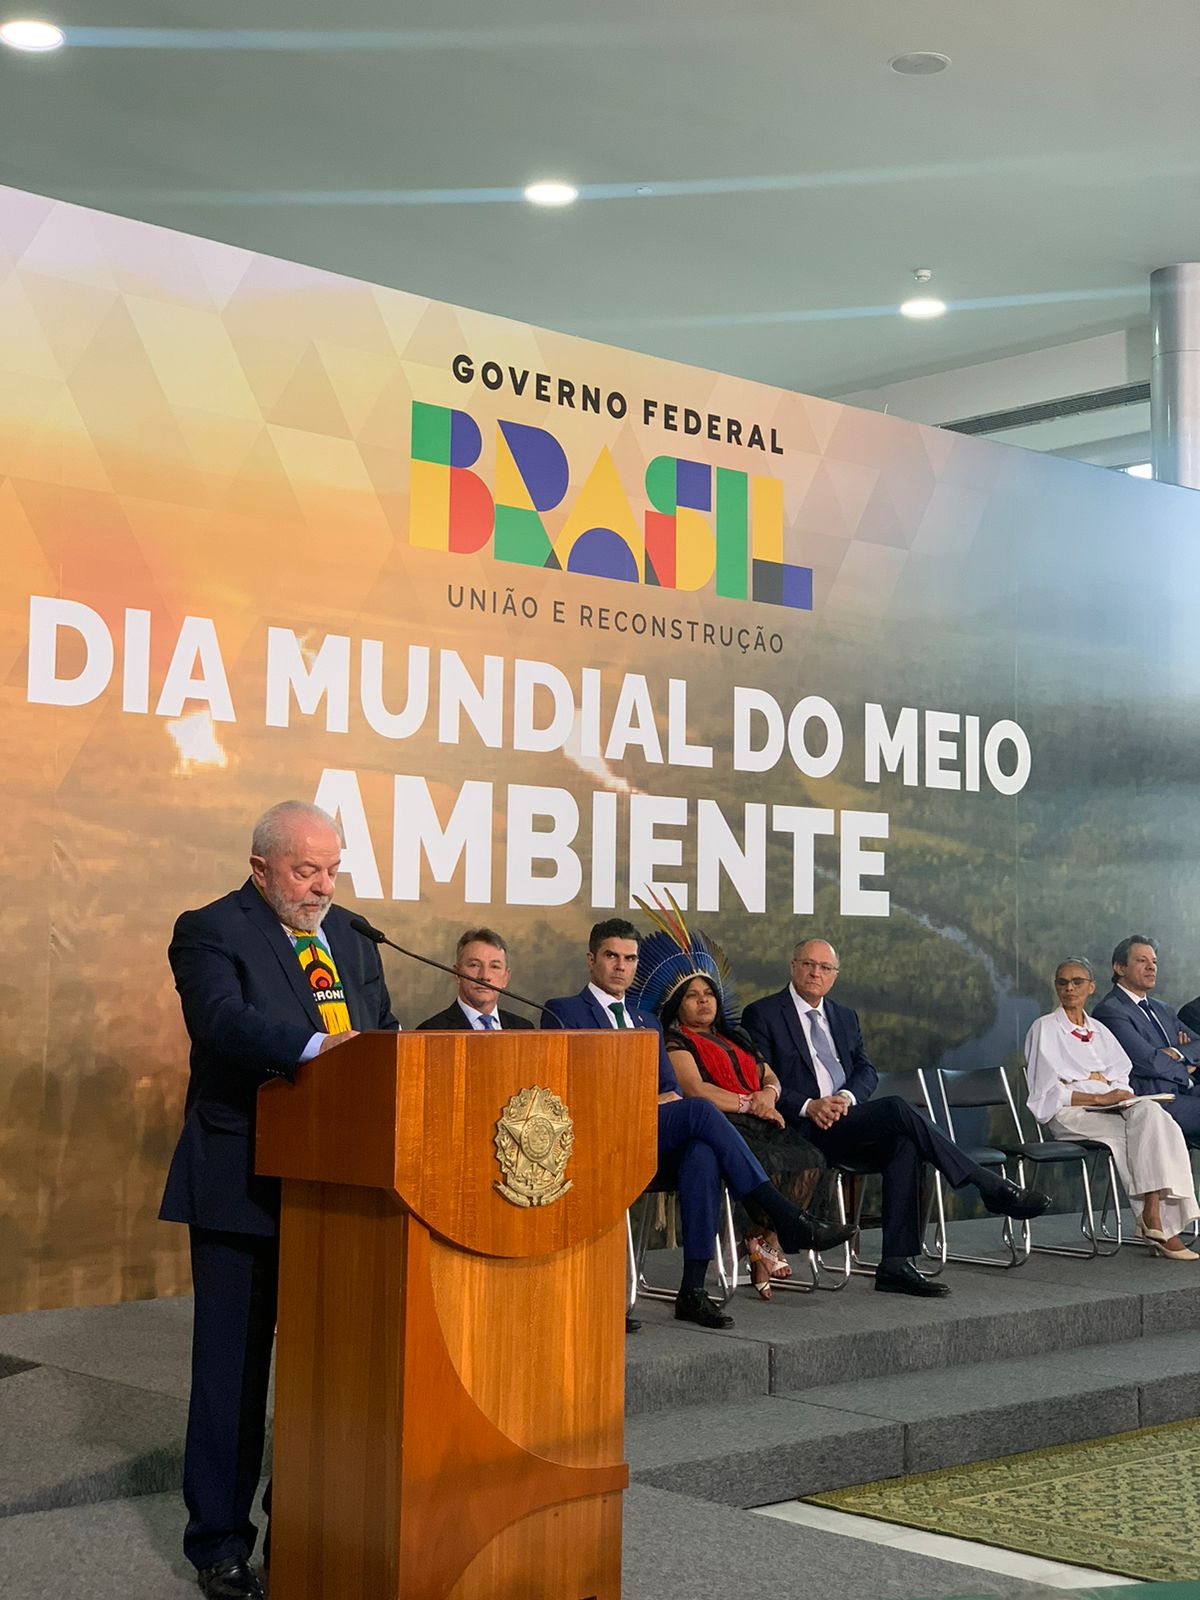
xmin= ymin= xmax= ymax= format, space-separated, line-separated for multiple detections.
xmin=0 ymin=1213 xmax=1189 ymax=1599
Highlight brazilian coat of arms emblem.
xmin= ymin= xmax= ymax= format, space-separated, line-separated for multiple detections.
xmin=493 ymin=1085 xmax=575 ymax=1208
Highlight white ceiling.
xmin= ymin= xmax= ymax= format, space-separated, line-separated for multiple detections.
xmin=1 ymin=0 xmax=1197 ymax=401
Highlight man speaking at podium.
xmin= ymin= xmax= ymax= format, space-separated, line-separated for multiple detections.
xmin=160 ymin=800 xmax=399 ymax=1599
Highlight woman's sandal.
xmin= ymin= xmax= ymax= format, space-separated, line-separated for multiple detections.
xmin=749 ymin=1262 xmax=773 ymax=1299
xmin=747 ymin=1234 xmax=793 ymax=1292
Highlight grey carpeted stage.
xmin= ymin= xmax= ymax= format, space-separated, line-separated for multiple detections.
xmin=2 ymin=1215 xmax=1195 ymax=1600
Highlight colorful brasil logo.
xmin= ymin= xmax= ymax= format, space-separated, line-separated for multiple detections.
xmin=408 ymin=403 xmax=812 ymax=610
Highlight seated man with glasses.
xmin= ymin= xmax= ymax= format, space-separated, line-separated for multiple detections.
xmin=741 ymin=938 xmax=1050 ymax=1297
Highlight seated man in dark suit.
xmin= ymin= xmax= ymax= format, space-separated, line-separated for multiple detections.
xmin=160 ymin=800 xmax=400 ymax=1598
xmin=546 ymin=918 xmax=856 ymax=1329
xmin=742 ymin=938 xmax=1050 ymax=1298
xmin=1093 ymin=934 xmax=1200 ymax=1148
xmin=416 ymin=927 xmax=535 ymax=1032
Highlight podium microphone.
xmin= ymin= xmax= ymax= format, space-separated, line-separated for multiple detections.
xmin=348 ymin=914 xmax=565 ymax=1028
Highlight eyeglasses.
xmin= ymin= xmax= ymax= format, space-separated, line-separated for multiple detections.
xmin=795 ymin=959 xmax=839 ymax=975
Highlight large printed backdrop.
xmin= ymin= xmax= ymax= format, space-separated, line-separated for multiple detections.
xmin=4 ymin=184 xmax=1200 ymax=1313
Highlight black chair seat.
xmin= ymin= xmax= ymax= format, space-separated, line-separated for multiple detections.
xmin=1008 ymin=1139 xmax=1101 ymax=1163
xmin=832 ymin=1157 xmax=877 ymax=1177
xmin=962 ymin=1144 xmax=1008 ymax=1167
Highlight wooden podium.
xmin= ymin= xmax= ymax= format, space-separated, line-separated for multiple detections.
xmin=256 ymin=1028 xmax=658 ymax=1600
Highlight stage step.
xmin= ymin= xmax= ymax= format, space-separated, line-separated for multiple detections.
xmin=626 ymin=1215 xmax=1200 ymax=1414
xmin=627 ymin=1327 xmax=1200 ymax=1506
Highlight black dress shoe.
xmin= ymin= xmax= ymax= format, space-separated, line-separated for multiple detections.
xmin=874 ymin=1261 xmax=951 ymax=1298
xmin=774 ymin=1207 xmax=858 ymax=1256
xmin=674 ymin=1287 xmax=735 ymax=1328
xmin=197 ymin=1558 xmax=265 ymax=1598
xmin=981 ymin=1179 xmax=1052 ymax=1220
xmin=625 ymin=1313 xmax=642 ymax=1333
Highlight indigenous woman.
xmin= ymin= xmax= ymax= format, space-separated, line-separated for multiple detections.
xmin=630 ymin=897 xmax=825 ymax=1298
xmin=1024 ymin=958 xmax=1200 ymax=1259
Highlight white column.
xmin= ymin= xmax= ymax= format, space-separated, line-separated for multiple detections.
xmin=1151 ymin=264 xmax=1200 ymax=489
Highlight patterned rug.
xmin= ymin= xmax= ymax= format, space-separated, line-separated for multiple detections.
xmin=809 ymin=1419 xmax=1200 ymax=1583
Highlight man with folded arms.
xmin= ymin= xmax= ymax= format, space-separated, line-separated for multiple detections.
xmin=416 ymin=927 xmax=535 ymax=1032
xmin=1093 ymin=934 xmax=1200 ymax=1147
xmin=546 ymin=918 xmax=855 ymax=1329
xmin=742 ymin=938 xmax=1051 ymax=1298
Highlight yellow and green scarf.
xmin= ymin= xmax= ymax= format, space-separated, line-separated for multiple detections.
xmin=288 ymin=929 xmax=352 ymax=1034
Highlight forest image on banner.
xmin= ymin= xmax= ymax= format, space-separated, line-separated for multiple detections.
xmin=4 ymin=182 xmax=1200 ymax=1312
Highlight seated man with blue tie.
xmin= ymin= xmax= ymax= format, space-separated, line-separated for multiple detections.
xmin=1093 ymin=935 xmax=1200 ymax=1148
xmin=742 ymin=938 xmax=1051 ymax=1298
xmin=546 ymin=918 xmax=856 ymax=1329
xmin=415 ymin=927 xmax=535 ymax=1032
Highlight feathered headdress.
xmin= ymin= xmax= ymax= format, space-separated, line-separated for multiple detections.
xmin=627 ymin=889 xmax=739 ymax=1021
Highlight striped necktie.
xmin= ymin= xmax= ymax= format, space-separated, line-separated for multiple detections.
xmin=807 ymin=1008 xmax=846 ymax=1093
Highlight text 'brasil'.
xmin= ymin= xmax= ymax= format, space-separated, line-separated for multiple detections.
xmin=408 ymin=403 xmax=812 ymax=612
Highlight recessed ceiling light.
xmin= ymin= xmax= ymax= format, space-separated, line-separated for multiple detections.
xmin=0 ymin=17 xmax=65 ymax=50
xmin=889 ymin=52 xmax=951 ymax=75
xmin=524 ymin=181 xmax=579 ymax=208
xmin=900 ymin=296 xmax=947 ymax=320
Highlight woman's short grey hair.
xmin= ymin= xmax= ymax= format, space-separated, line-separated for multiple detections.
xmin=251 ymin=800 xmax=341 ymax=859
xmin=1055 ymin=956 xmax=1093 ymax=979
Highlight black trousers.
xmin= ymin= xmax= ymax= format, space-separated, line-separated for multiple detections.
xmin=183 ymin=1227 xmax=278 ymax=1571
xmin=798 ymin=1097 xmax=990 ymax=1257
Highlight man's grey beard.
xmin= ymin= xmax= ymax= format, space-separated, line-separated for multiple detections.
xmin=263 ymin=886 xmax=332 ymax=933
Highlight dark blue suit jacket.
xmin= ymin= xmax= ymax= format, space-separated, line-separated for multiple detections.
xmin=741 ymin=987 xmax=879 ymax=1127
xmin=544 ymin=987 xmax=678 ymax=1095
xmin=1092 ymin=985 xmax=1200 ymax=1096
xmin=159 ymin=879 xmax=399 ymax=1236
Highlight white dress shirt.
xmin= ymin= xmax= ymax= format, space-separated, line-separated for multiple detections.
xmin=788 ymin=984 xmax=856 ymax=1115
xmin=458 ymin=998 xmax=502 ymax=1030
xmin=589 ymin=982 xmax=629 ymax=1025
xmin=1023 ymin=1008 xmax=1132 ymax=1123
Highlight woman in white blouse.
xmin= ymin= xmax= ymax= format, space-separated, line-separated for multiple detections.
xmin=1024 ymin=957 xmax=1200 ymax=1260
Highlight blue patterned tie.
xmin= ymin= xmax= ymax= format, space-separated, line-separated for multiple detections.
xmin=807 ymin=1008 xmax=846 ymax=1093
xmin=478 ymin=1012 xmax=498 ymax=1030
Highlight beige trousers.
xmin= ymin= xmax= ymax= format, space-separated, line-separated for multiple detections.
xmin=1049 ymin=1100 xmax=1200 ymax=1236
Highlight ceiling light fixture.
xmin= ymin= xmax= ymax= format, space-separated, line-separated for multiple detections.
xmin=900 ymin=268 xmax=947 ymax=320
xmin=524 ymin=180 xmax=579 ymax=208
xmin=888 ymin=52 xmax=951 ymax=75
xmin=0 ymin=17 xmax=64 ymax=50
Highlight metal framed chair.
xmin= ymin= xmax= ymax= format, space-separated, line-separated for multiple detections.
xmin=625 ymin=1210 xmax=638 ymax=1312
xmin=815 ymin=1069 xmax=948 ymax=1286
xmin=631 ymin=1177 xmax=740 ymax=1305
xmin=1014 ymin=1108 xmax=1122 ymax=1260
xmin=933 ymin=1066 xmax=1032 ymax=1268
xmin=937 ymin=1064 xmax=1125 ymax=1263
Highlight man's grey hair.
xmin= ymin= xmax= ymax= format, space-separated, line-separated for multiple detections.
xmin=792 ymin=936 xmax=839 ymax=963
xmin=1112 ymin=935 xmax=1156 ymax=972
xmin=456 ymin=927 xmax=509 ymax=960
xmin=251 ymin=800 xmax=341 ymax=859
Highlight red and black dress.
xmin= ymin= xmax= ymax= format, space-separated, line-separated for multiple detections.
xmin=664 ymin=1025 xmax=823 ymax=1177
